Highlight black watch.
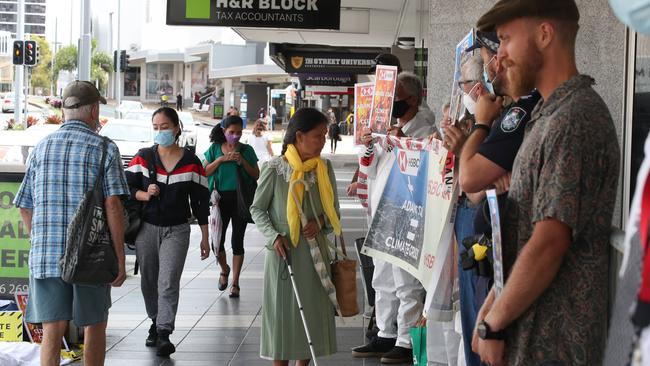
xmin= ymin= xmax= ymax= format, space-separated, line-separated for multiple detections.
xmin=477 ymin=320 xmax=506 ymax=340
xmin=471 ymin=123 xmax=491 ymax=134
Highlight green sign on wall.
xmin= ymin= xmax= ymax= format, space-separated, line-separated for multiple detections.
xmin=0 ymin=179 xmax=30 ymax=300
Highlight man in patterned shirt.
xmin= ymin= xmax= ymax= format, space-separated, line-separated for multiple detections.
xmin=471 ymin=1 xmax=620 ymax=366
xmin=14 ymin=81 xmax=129 ymax=366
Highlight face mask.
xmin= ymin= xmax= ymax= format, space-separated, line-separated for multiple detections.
xmin=225 ymin=133 xmax=241 ymax=144
xmin=154 ymin=129 xmax=175 ymax=147
xmin=392 ymin=99 xmax=410 ymax=118
xmin=462 ymin=82 xmax=480 ymax=115
xmin=609 ymin=0 xmax=650 ymax=35
xmin=483 ymin=55 xmax=497 ymax=95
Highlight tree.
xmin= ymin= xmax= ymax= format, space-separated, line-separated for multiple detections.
xmin=53 ymin=45 xmax=77 ymax=79
xmin=52 ymin=39 xmax=112 ymax=95
xmin=29 ymin=35 xmax=52 ymax=94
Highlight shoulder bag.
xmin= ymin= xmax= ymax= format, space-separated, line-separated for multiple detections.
xmin=235 ymin=145 xmax=257 ymax=223
xmin=124 ymin=147 xmax=157 ymax=246
xmin=331 ymin=235 xmax=359 ymax=317
xmin=61 ymin=137 xmax=117 ymax=284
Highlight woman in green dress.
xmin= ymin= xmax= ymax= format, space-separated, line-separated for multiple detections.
xmin=250 ymin=108 xmax=342 ymax=366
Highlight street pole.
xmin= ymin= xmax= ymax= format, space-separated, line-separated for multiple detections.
xmin=78 ymin=0 xmax=91 ymax=81
xmin=115 ymin=0 xmax=121 ymax=116
xmin=108 ymin=12 xmax=113 ymax=99
xmin=14 ymin=0 xmax=23 ymax=128
xmin=51 ymin=17 xmax=57 ymax=96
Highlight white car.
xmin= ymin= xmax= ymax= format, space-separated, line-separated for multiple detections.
xmin=99 ymin=118 xmax=153 ymax=168
xmin=116 ymin=101 xmax=144 ymax=118
xmin=2 ymin=93 xmax=26 ymax=113
xmin=123 ymin=110 xmax=198 ymax=153
xmin=0 ymin=123 xmax=61 ymax=164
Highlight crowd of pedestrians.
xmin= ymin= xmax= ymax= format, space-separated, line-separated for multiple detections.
xmin=11 ymin=0 xmax=647 ymax=365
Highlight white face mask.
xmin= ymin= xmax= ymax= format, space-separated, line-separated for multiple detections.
xmin=462 ymin=82 xmax=480 ymax=115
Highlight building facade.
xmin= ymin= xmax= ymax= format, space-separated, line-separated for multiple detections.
xmin=0 ymin=0 xmax=45 ymax=38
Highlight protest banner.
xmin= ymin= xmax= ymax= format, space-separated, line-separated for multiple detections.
xmin=361 ymin=135 xmax=456 ymax=294
xmin=486 ymin=189 xmax=504 ymax=297
xmin=449 ymin=30 xmax=475 ymax=124
xmin=0 ymin=311 xmax=23 ymax=341
xmin=0 ymin=178 xmax=30 ymax=301
xmin=354 ymin=82 xmax=374 ymax=145
xmin=15 ymin=292 xmax=43 ymax=343
xmin=367 ymin=65 xmax=398 ymax=135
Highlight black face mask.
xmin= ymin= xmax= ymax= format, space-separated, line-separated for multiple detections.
xmin=392 ymin=99 xmax=410 ymax=118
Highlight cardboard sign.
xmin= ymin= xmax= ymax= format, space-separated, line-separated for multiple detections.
xmin=449 ymin=30 xmax=475 ymax=124
xmin=368 ymin=65 xmax=398 ymax=135
xmin=486 ymin=189 xmax=504 ymax=297
xmin=0 ymin=311 xmax=23 ymax=341
xmin=354 ymin=82 xmax=374 ymax=145
xmin=15 ymin=292 xmax=43 ymax=343
xmin=0 ymin=178 xmax=31 ymax=301
xmin=167 ymin=0 xmax=341 ymax=30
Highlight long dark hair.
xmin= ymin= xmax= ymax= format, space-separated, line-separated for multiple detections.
xmin=152 ymin=107 xmax=182 ymax=141
xmin=282 ymin=108 xmax=328 ymax=155
xmin=210 ymin=115 xmax=244 ymax=144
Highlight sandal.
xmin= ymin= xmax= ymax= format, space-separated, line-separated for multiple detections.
xmin=229 ymin=284 xmax=240 ymax=298
xmin=218 ymin=265 xmax=230 ymax=291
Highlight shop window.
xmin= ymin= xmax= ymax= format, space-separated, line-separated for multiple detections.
xmin=124 ymin=67 xmax=141 ymax=97
xmin=146 ymin=64 xmax=173 ymax=100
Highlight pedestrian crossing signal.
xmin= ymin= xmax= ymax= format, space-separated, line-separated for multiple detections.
xmin=12 ymin=41 xmax=23 ymax=65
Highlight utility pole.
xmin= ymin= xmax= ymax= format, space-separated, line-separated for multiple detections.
xmin=115 ymin=0 xmax=121 ymax=116
xmin=78 ymin=0 xmax=91 ymax=81
xmin=108 ymin=12 xmax=113 ymax=99
xmin=51 ymin=17 xmax=57 ymax=96
xmin=14 ymin=0 xmax=23 ymax=128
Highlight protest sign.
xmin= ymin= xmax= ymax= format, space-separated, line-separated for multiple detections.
xmin=449 ymin=30 xmax=475 ymax=124
xmin=486 ymin=189 xmax=504 ymax=297
xmin=368 ymin=65 xmax=398 ymax=135
xmin=354 ymin=82 xmax=374 ymax=145
xmin=0 ymin=179 xmax=31 ymax=301
xmin=0 ymin=311 xmax=23 ymax=341
xmin=15 ymin=292 xmax=42 ymax=343
xmin=361 ymin=135 xmax=456 ymax=292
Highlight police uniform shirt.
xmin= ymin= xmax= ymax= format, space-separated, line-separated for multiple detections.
xmin=477 ymin=90 xmax=541 ymax=171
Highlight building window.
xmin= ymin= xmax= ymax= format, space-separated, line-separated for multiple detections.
xmin=0 ymin=13 xmax=16 ymax=22
xmin=0 ymin=3 xmax=17 ymax=12
xmin=124 ymin=67 xmax=141 ymax=97
xmin=0 ymin=23 xmax=16 ymax=33
xmin=146 ymin=64 xmax=174 ymax=100
xmin=25 ymin=4 xmax=45 ymax=14
xmin=24 ymin=24 xmax=44 ymax=34
xmin=24 ymin=14 xmax=44 ymax=24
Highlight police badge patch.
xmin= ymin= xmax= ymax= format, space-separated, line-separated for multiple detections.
xmin=500 ymin=107 xmax=526 ymax=133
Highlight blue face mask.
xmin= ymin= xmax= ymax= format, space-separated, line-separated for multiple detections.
xmin=483 ymin=55 xmax=497 ymax=96
xmin=609 ymin=0 xmax=650 ymax=35
xmin=154 ymin=129 xmax=175 ymax=147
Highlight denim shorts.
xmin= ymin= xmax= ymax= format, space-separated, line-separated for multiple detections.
xmin=26 ymin=276 xmax=111 ymax=326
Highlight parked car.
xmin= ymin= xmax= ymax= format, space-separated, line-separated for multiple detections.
xmin=99 ymin=118 xmax=153 ymax=168
xmin=2 ymin=93 xmax=27 ymax=113
xmin=123 ymin=110 xmax=197 ymax=153
xmin=116 ymin=100 xmax=144 ymax=118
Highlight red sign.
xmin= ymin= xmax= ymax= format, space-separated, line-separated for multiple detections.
xmin=14 ymin=292 xmax=43 ymax=343
xmin=368 ymin=65 xmax=398 ymax=135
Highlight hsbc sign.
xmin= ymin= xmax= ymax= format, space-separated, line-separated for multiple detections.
xmin=398 ymin=150 xmax=420 ymax=177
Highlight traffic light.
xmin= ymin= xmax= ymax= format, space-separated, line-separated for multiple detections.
xmin=12 ymin=40 xmax=23 ymax=65
xmin=113 ymin=50 xmax=118 ymax=72
xmin=24 ymin=40 xmax=37 ymax=66
xmin=119 ymin=50 xmax=129 ymax=72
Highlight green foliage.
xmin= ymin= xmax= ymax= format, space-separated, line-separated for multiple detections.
xmin=28 ymin=35 xmax=53 ymax=93
xmin=51 ymin=39 xmax=113 ymax=95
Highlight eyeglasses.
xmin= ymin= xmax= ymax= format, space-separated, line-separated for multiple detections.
xmin=457 ymin=80 xmax=478 ymax=89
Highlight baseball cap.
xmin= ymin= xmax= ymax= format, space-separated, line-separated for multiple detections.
xmin=465 ymin=31 xmax=500 ymax=54
xmin=62 ymin=80 xmax=107 ymax=109
xmin=368 ymin=53 xmax=402 ymax=74
xmin=476 ymin=0 xmax=580 ymax=32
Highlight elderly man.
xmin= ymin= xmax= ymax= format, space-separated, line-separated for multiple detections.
xmin=352 ymin=72 xmax=438 ymax=364
xmin=14 ymin=81 xmax=129 ymax=366
xmin=471 ymin=1 xmax=620 ymax=365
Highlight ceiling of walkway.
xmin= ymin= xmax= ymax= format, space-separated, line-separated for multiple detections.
xmin=232 ymin=0 xmax=429 ymax=48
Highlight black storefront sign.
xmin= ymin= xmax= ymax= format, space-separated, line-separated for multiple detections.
xmin=167 ymin=0 xmax=340 ymax=30
xmin=299 ymin=73 xmax=355 ymax=87
xmin=286 ymin=52 xmax=375 ymax=74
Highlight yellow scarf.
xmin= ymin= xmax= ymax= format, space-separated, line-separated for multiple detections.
xmin=285 ymin=144 xmax=342 ymax=246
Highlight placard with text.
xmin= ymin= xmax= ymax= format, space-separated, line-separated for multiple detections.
xmin=367 ymin=65 xmax=398 ymax=135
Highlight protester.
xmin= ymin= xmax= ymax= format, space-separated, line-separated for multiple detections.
xmin=352 ymin=72 xmax=439 ymax=364
xmin=194 ymin=91 xmax=200 ymax=104
xmin=176 ymin=93 xmax=183 ymax=111
xmin=14 ymin=81 xmax=129 ymax=366
xmin=204 ymin=116 xmax=259 ymax=298
xmin=126 ymin=107 xmax=210 ymax=357
xmin=328 ymin=119 xmax=341 ymax=154
xmin=471 ymin=1 xmax=620 ymax=365
xmin=250 ymin=107 xmax=341 ymax=365
xmin=249 ymin=118 xmax=274 ymax=165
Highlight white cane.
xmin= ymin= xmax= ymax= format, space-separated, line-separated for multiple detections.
xmin=286 ymin=179 xmax=320 ymax=365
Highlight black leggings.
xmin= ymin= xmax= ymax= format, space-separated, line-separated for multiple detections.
xmin=218 ymin=191 xmax=247 ymax=255
xmin=330 ymin=138 xmax=338 ymax=152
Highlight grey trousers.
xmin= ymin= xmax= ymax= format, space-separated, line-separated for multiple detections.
xmin=135 ymin=222 xmax=191 ymax=333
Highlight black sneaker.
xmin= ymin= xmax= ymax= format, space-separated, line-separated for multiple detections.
xmin=351 ymin=336 xmax=396 ymax=358
xmin=156 ymin=331 xmax=176 ymax=357
xmin=380 ymin=346 xmax=412 ymax=364
xmin=145 ymin=319 xmax=157 ymax=347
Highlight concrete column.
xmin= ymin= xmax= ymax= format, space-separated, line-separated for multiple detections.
xmin=184 ymin=64 xmax=191 ymax=100
xmin=140 ymin=63 xmax=147 ymax=103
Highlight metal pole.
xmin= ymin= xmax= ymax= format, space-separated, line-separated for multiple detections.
xmin=78 ymin=0 xmax=91 ymax=81
xmin=115 ymin=0 xmax=121 ymax=116
xmin=14 ymin=0 xmax=23 ymax=128
xmin=51 ymin=17 xmax=57 ymax=96
xmin=24 ymin=66 xmax=28 ymax=123
xmin=108 ymin=12 xmax=113 ymax=99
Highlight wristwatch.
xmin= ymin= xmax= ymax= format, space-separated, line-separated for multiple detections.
xmin=477 ymin=320 xmax=506 ymax=340
xmin=471 ymin=123 xmax=491 ymax=134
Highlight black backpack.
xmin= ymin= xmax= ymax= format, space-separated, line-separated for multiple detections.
xmin=124 ymin=147 xmax=156 ymax=247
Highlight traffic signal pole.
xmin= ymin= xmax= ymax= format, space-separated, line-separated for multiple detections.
xmin=115 ymin=0 xmax=121 ymax=116
xmin=14 ymin=0 xmax=23 ymax=128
